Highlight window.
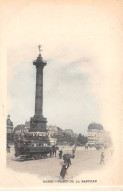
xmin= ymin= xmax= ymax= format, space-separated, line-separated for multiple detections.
xmin=36 ymin=143 xmax=39 ymax=146
xmin=34 ymin=143 xmax=36 ymax=147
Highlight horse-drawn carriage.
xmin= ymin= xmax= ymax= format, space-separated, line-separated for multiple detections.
xmin=14 ymin=133 xmax=50 ymax=161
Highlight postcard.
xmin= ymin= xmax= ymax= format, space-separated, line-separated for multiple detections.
xmin=0 ymin=0 xmax=122 ymax=190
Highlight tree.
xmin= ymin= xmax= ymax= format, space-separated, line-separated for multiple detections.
xmin=77 ymin=133 xmax=88 ymax=146
xmin=77 ymin=134 xmax=83 ymax=145
xmin=52 ymin=133 xmax=72 ymax=145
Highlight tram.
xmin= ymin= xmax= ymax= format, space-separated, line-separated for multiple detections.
xmin=14 ymin=133 xmax=50 ymax=161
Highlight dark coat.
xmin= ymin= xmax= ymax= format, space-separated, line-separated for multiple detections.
xmin=60 ymin=162 xmax=67 ymax=178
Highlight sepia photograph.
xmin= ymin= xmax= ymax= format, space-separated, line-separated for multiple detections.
xmin=0 ymin=0 xmax=123 ymax=190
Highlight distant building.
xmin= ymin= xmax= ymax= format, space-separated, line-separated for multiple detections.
xmin=14 ymin=124 xmax=25 ymax=134
xmin=88 ymin=123 xmax=103 ymax=130
xmin=7 ymin=115 xmax=14 ymax=144
xmin=48 ymin=137 xmax=57 ymax=146
xmin=47 ymin=125 xmax=63 ymax=136
xmin=87 ymin=122 xmax=111 ymax=147
xmin=14 ymin=121 xmax=31 ymax=134
xmin=7 ymin=115 xmax=13 ymax=133
xmin=25 ymin=121 xmax=30 ymax=132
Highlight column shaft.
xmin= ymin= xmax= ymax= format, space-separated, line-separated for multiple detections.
xmin=35 ymin=66 xmax=43 ymax=115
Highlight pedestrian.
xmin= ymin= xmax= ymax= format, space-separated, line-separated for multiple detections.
xmin=54 ymin=146 xmax=57 ymax=157
xmin=60 ymin=158 xmax=68 ymax=179
xmin=59 ymin=149 xmax=63 ymax=159
xmin=51 ymin=147 xmax=53 ymax=157
xmin=72 ymin=148 xmax=75 ymax=154
xmin=66 ymin=158 xmax=71 ymax=168
xmin=52 ymin=146 xmax=55 ymax=157
xmin=7 ymin=145 xmax=10 ymax=153
xmin=100 ymin=152 xmax=105 ymax=165
xmin=52 ymin=145 xmax=57 ymax=157
xmin=74 ymin=145 xmax=76 ymax=151
xmin=49 ymin=148 xmax=52 ymax=157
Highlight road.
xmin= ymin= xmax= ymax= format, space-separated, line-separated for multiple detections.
xmin=6 ymin=146 xmax=111 ymax=180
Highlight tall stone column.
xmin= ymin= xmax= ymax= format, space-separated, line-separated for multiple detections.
xmin=30 ymin=47 xmax=47 ymax=133
xmin=34 ymin=54 xmax=46 ymax=115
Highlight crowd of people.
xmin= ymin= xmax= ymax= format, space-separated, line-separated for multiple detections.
xmin=49 ymin=145 xmax=58 ymax=157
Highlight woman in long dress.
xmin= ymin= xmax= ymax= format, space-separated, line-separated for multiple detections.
xmin=60 ymin=159 xmax=68 ymax=179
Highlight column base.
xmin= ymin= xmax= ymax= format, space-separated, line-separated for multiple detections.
xmin=29 ymin=114 xmax=47 ymax=132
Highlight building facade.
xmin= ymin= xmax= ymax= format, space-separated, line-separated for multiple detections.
xmin=7 ymin=115 xmax=14 ymax=144
xmin=47 ymin=125 xmax=63 ymax=136
xmin=7 ymin=115 xmax=13 ymax=133
xmin=14 ymin=124 xmax=25 ymax=134
xmin=48 ymin=137 xmax=57 ymax=146
xmin=47 ymin=125 xmax=58 ymax=136
xmin=87 ymin=123 xmax=111 ymax=147
xmin=25 ymin=121 xmax=30 ymax=132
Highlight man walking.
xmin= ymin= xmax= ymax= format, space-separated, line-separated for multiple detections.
xmin=66 ymin=158 xmax=71 ymax=168
xmin=100 ymin=152 xmax=105 ymax=165
xmin=59 ymin=149 xmax=63 ymax=159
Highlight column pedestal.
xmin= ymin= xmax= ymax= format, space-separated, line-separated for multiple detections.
xmin=30 ymin=115 xmax=47 ymax=132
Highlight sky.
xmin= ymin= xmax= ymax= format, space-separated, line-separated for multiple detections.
xmin=7 ymin=55 xmax=100 ymax=134
xmin=3 ymin=0 xmax=122 ymax=135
